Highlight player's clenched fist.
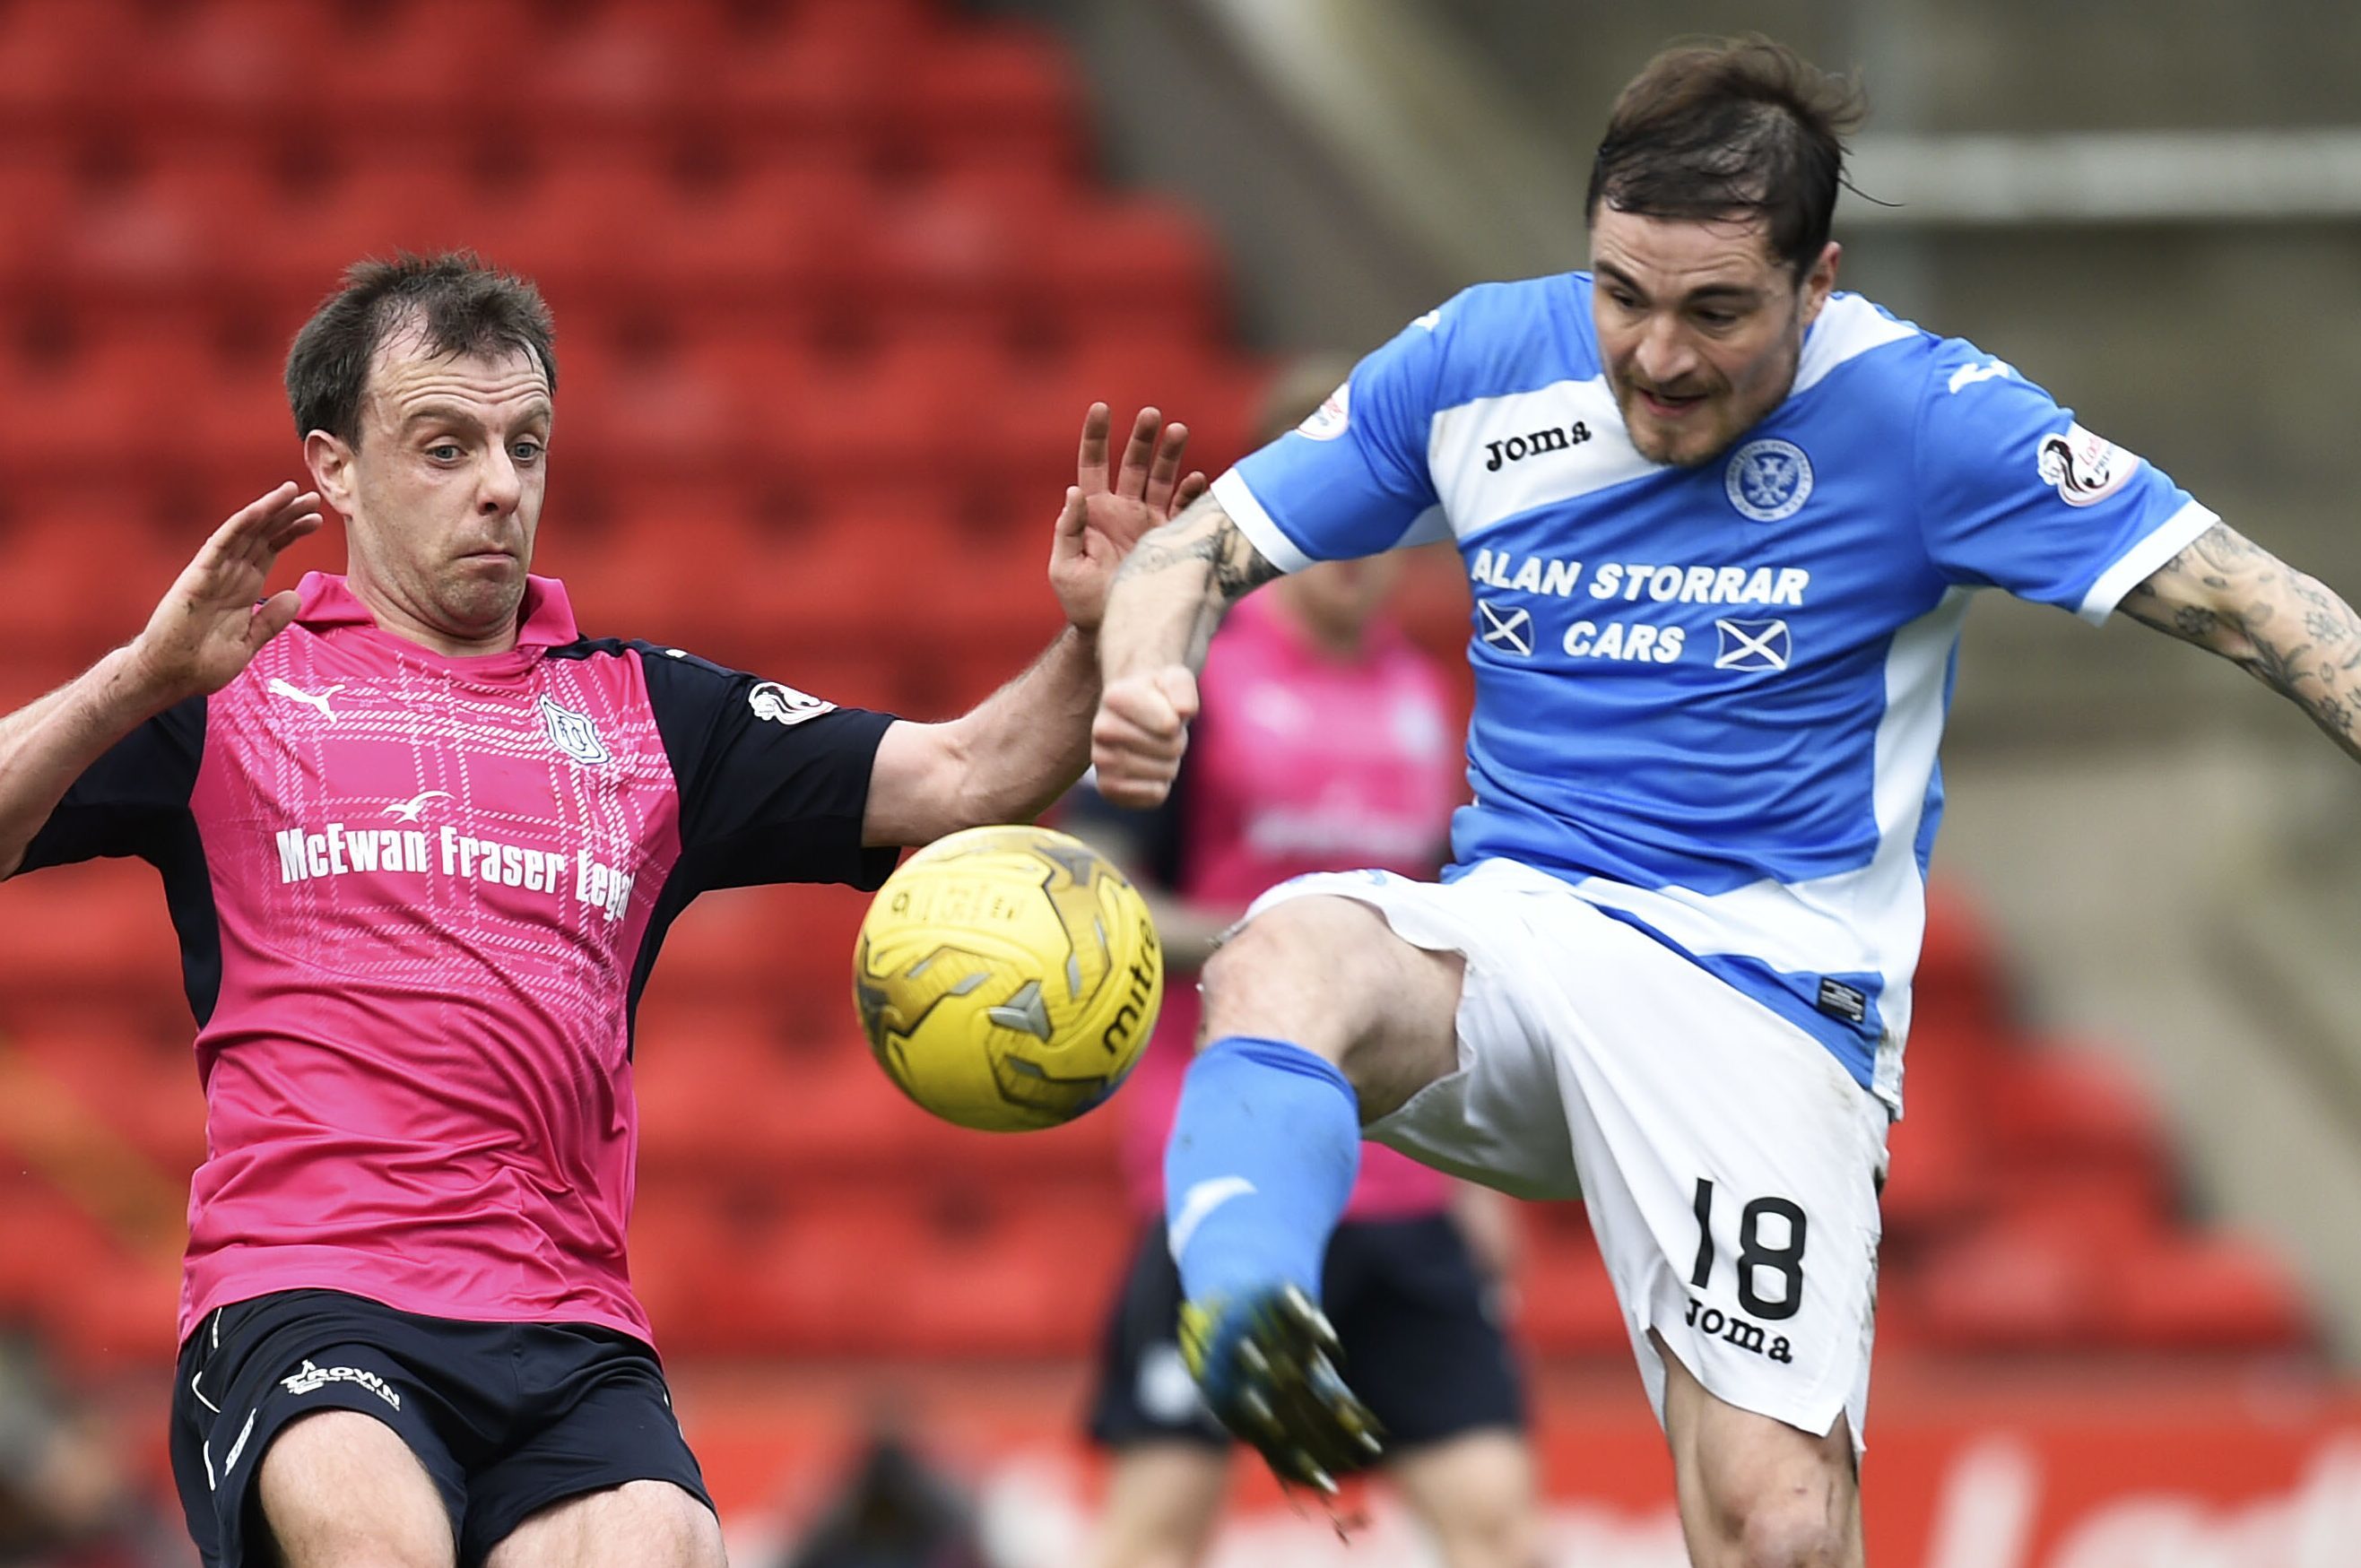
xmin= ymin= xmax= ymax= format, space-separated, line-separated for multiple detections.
xmin=1091 ymin=666 xmax=1200 ymax=808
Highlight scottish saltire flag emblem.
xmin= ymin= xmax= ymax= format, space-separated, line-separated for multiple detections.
xmin=1714 ymin=619 xmax=1792 ymax=671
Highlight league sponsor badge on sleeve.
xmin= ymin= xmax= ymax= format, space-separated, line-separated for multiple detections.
xmin=1296 ymin=382 xmax=1350 ymax=441
xmin=748 ymin=680 xmax=836 ymax=727
xmin=2035 ymin=422 xmax=2141 ymax=507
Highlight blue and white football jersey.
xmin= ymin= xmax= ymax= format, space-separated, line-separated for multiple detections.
xmin=1212 ymin=275 xmax=2215 ymax=1105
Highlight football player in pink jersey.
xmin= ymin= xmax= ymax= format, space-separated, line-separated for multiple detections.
xmin=0 ymin=253 xmax=1202 ymax=1568
xmin=1069 ymin=372 xmax=1541 ymax=1568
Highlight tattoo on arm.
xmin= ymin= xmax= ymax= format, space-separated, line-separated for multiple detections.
xmin=2119 ymin=522 xmax=2361 ymax=753
xmin=1111 ymin=494 xmax=1281 ymax=663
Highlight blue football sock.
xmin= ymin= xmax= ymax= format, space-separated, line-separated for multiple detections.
xmin=1163 ymin=1035 xmax=1360 ymax=1305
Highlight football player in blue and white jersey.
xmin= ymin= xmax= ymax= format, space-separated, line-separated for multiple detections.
xmin=1089 ymin=37 xmax=2361 ymax=1568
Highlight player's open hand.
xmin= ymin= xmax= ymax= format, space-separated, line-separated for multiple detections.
xmin=1052 ymin=403 xmax=1208 ymax=634
xmin=126 ymin=484 xmax=324 ymax=704
xmin=1091 ymin=665 xmax=1198 ymax=808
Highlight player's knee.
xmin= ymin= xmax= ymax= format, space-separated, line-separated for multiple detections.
xmin=1197 ymin=898 xmax=1376 ymax=1061
xmin=1429 ymin=1500 xmax=1540 ymax=1568
xmin=1722 ymin=1490 xmax=1852 ymax=1568
xmin=1402 ymin=1438 xmax=1541 ymax=1568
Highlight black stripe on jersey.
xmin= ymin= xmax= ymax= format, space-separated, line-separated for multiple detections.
xmin=15 ymin=694 xmax=223 ymax=1025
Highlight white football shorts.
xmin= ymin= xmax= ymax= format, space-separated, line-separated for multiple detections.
xmin=1242 ymin=858 xmax=1891 ymax=1450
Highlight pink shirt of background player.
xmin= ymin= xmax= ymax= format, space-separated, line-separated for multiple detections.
xmin=1115 ymin=591 xmax=1463 ymax=1220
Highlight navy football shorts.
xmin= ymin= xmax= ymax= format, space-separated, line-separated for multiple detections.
xmin=169 ymin=1288 xmax=711 ymax=1567
xmin=1089 ymin=1214 xmax=1527 ymax=1453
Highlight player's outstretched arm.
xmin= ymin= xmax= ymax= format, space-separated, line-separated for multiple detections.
xmin=2116 ymin=521 xmax=2361 ymax=761
xmin=1089 ymin=498 xmax=1281 ymax=810
xmin=0 ymin=485 xmax=322 ymax=879
xmin=863 ymin=407 xmax=1204 ymax=847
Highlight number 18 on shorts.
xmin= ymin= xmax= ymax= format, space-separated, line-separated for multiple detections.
xmin=1685 ymin=1180 xmax=1810 ymax=1364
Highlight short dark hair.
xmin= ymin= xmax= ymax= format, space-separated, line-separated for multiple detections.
xmin=1585 ymin=38 xmax=1865 ymax=279
xmin=285 ymin=252 xmax=557 ymax=442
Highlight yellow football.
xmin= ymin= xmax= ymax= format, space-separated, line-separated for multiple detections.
xmin=853 ymin=824 xmax=1162 ymax=1131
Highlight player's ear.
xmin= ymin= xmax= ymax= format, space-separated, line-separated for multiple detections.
xmin=304 ymin=429 xmax=355 ymax=516
xmin=1798 ymin=241 xmax=1841 ymax=326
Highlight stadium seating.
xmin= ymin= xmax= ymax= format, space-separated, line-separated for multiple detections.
xmin=0 ymin=0 xmax=2324 ymax=1395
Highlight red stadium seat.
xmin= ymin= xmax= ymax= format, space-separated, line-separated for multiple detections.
xmin=0 ymin=863 xmax=184 ymax=1006
xmin=511 ymin=4 xmax=728 ymax=134
xmin=323 ymin=0 xmax=545 ymax=134
xmin=0 ymin=0 xmax=138 ymax=127
xmin=1515 ymin=1216 xmax=1633 ymax=1356
xmin=1879 ymin=1018 xmax=2000 ymax=1240
xmin=1906 ymin=1213 xmax=2108 ymax=1352
xmin=1916 ymin=880 xmax=2016 ymax=1041
xmin=112 ymin=0 xmax=343 ymax=132
xmin=0 ymin=510 xmax=189 ymax=670
xmin=2112 ymin=1233 xmax=2315 ymax=1352
xmin=1019 ymin=198 xmax=1232 ymax=347
xmin=12 ymin=1023 xmax=205 ymax=1173
xmin=697 ymin=21 xmax=896 ymax=172
xmin=632 ymin=1009 xmax=815 ymax=1178
xmin=890 ymin=25 xmax=1087 ymax=182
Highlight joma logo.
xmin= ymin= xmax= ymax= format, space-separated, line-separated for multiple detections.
xmin=1685 ymin=1295 xmax=1795 ymax=1364
xmin=1484 ymin=421 xmax=1592 ymax=472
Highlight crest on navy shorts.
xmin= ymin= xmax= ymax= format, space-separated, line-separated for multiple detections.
xmin=1724 ymin=439 xmax=1813 ymax=523
xmin=539 ymin=695 xmax=612 ymax=766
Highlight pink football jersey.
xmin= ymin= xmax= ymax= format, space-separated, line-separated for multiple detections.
xmin=1104 ymin=591 xmax=1463 ymax=1220
xmin=22 ymin=573 xmax=895 ymax=1345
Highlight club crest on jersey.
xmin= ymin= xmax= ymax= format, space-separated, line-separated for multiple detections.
xmin=538 ymin=696 xmax=611 ymax=766
xmin=1725 ymin=439 xmax=1813 ymax=523
xmin=2036 ymin=422 xmax=2140 ymax=507
xmin=748 ymin=681 xmax=835 ymax=728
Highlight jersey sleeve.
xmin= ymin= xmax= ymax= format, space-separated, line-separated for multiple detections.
xmin=1211 ymin=299 xmax=1460 ymax=571
xmin=15 ymin=696 xmax=205 ymax=872
xmin=637 ymin=646 xmax=900 ymax=895
xmin=1915 ymin=341 xmax=2218 ymax=623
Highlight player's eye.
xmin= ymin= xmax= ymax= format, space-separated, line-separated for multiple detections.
xmin=426 ymin=442 xmax=464 ymax=462
xmin=511 ymin=439 xmax=544 ymax=463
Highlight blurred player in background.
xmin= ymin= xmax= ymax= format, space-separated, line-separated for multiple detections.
xmin=0 ymin=1334 xmax=181 ymax=1567
xmin=1089 ymin=36 xmax=2361 ymax=1568
xmin=1069 ymin=364 xmax=1539 ymax=1568
xmin=0 ymin=252 xmax=1202 ymax=1568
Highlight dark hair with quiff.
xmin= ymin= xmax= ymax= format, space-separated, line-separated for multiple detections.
xmin=1585 ymin=38 xmax=1865 ymax=279
xmin=285 ymin=252 xmax=557 ymax=442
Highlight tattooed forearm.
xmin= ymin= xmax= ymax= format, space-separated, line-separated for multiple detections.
xmin=2119 ymin=523 xmax=2361 ymax=758
xmin=1107 ymin=494 xmax=1280 ymax=668
xmin=1100 ymin=494 xmax=1281 ymax=680
xmin=1116 ymin=495 xmax=1280 ymax=601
